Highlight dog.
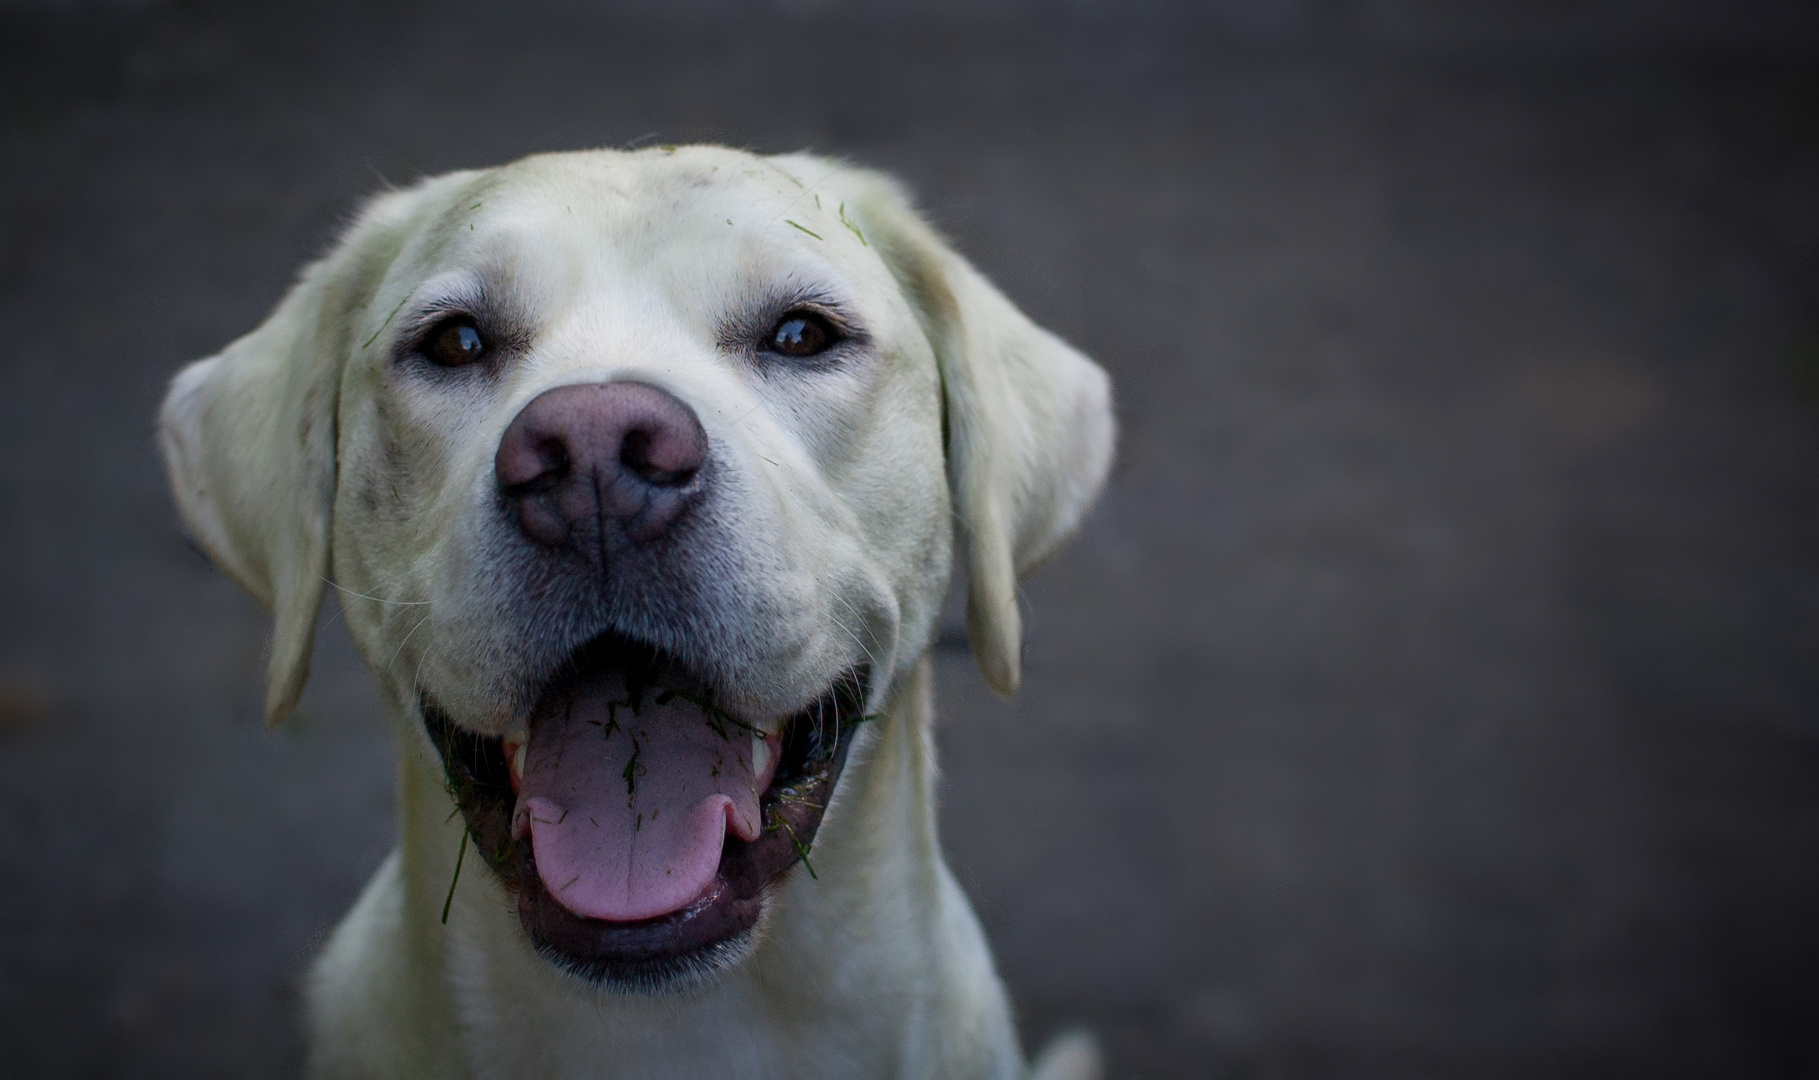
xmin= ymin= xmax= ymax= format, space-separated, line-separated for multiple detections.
xmin=159 ymin=146 xmax=1114 ymax=1080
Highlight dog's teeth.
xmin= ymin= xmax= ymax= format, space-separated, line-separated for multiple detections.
xmin=752 ymin=732 xmax=771 ymax=780
xmin=508 ymin=740 xmax=526 ymax=787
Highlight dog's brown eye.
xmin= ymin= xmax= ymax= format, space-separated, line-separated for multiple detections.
xmin=425 ymin=318 xmax=487 ymax=367
xmin=767 ymin=312 xmax=835 ymax=358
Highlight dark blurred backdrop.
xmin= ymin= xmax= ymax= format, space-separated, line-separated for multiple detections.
xmin=4 ymin=1 xmax=1819 ymax=1077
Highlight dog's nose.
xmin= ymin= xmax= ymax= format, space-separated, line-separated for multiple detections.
xmin=496 ymin=382 xmax=708 ymax=548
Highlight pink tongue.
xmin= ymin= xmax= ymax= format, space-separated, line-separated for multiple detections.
xmin=513 ymin=685 xmax=778 ymax=922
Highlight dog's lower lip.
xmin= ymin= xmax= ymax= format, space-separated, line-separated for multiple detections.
xmin=423 ymin=642 xmax=868 ymax=989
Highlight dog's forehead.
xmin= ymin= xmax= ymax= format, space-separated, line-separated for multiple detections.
xmin=493 ymin=149 xmax=792 ymax=226
xmin=451 ymin=148 xmax=866 ymax=294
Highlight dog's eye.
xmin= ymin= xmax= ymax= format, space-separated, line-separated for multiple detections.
xmin=423 ymin=317 xmax=488 ymax=367
xmin=766 ymin=312 xmax=836 ymax=358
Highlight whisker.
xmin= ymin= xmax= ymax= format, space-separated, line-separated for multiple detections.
xmin=825 ymin=612 xmax=877 ymax=669
xmin=826 ymin=595 xmax=884 ymax=671
xmin=323 ymin=577 xmax=432 ymax=606
xmin=387 ymin=609 xmax=434 ymax=674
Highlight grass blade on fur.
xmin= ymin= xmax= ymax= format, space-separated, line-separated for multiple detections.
xmin=441 ymin=830 xmax=469 ymax=925
xmin=361 ymin=294 xmax=410 ymax=349
xmin=779 ymin=819 xmax=818 ymax=880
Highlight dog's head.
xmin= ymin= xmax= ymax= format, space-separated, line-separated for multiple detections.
xmin=159 ymin=147 xmax=1112 ymax=990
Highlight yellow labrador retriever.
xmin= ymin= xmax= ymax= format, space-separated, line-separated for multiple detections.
xmin=160 ymin=147 xmax=1114 ymax=1080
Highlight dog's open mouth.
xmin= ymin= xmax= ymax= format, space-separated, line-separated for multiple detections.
xmin=423 ymin=636 xmax=869 ymax=989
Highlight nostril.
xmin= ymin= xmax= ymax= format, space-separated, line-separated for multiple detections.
xmin=525 ymin=437 xmax=571 ymax=492
xmin=499 ymin=433 xmax=572 ymax=494
xmin=620 ymin=430 xmax=655 ymax=481
xmin=620 ymin=426 xmax=700 ymax=488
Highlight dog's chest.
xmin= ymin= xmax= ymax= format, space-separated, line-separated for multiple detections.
xmin=449 ymin=949 xmax=907 ymax=1080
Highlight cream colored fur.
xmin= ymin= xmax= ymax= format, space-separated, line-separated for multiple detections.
xmin=160 ymin=146 xmax=1113 ymax=1080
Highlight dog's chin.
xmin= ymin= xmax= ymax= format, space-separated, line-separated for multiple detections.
xmin=423 ymin=634 xmax=869 ymax=994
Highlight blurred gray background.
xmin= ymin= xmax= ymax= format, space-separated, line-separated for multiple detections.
xmin=4 ymin=1 xmax=1819 ymax=1076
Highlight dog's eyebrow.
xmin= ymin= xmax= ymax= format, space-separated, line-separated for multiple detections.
xmin=391 ymin=275 xmax=536 ymax=359
xmin=395 ymin=277 xmax=492 ymax=331
xmin=716 ymin=283 xmax=868 ymax=358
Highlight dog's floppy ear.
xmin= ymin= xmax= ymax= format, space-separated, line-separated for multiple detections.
xmin=160 ymin=268 xmax=339 ymax=726
xmin=158 ymin=183 xmax=434 ymax=725
xmin=789 ymin=159 xmax=1115 ymax=694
